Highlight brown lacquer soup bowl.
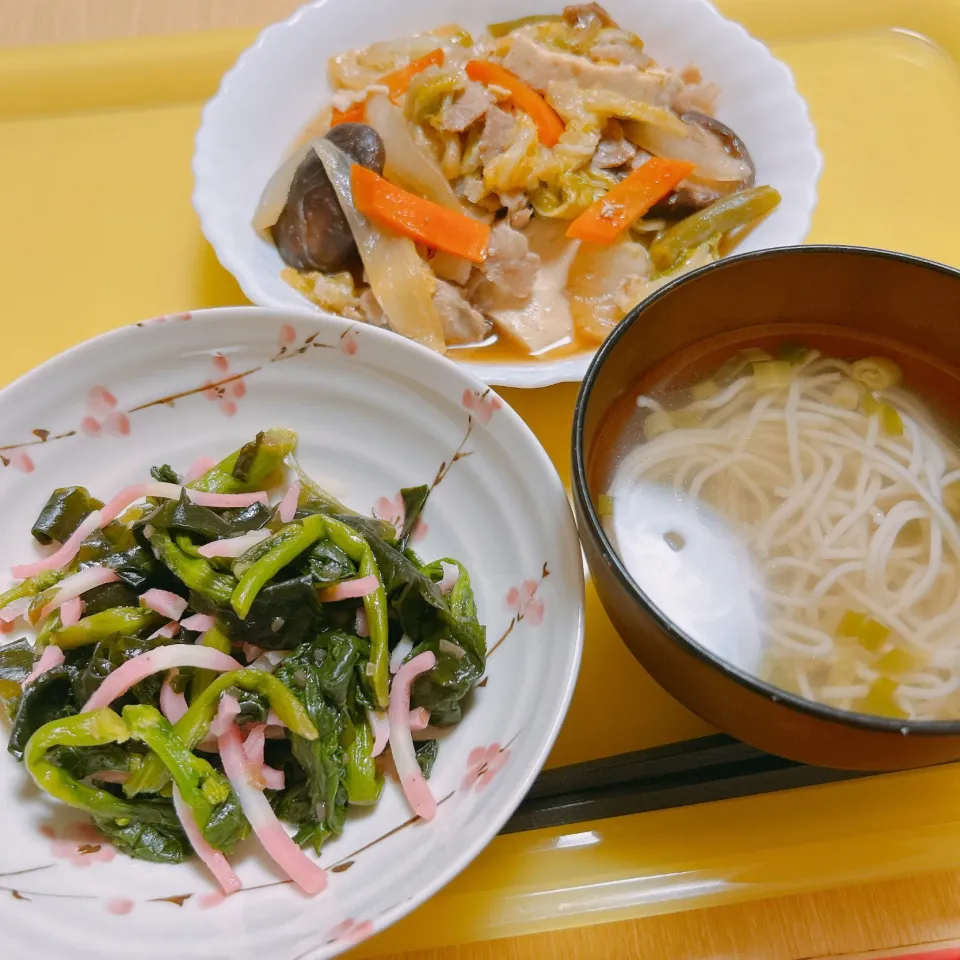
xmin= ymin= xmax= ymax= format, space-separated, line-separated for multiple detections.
xmin=573 ymin=245 xmax=960 ymax=771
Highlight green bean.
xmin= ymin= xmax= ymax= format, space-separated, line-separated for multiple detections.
xmin=649 ymin=186 xmax=781 ymax=272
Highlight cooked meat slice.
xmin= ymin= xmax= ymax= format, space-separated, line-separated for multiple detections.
xmin=593 ymin=136 xmax=638 ymax=169
xmin=673 ymin=81 xmax=721 ymax=116
xmin=440 ymin=82 xmax=495 ymax=132
xmin=500 ymin=191 xmax=534 ymax=230
xmin=433 ymin=279 xmax=491 ymax=344
xmin=477 ymin=106 xmax=519 ymax=164
xmin=482 ymin=222 xmax=540 ymax=299
xmin=502 ymin=34 xmax=678 ymax=104
xmin=475 ymin=219 xmax=578 ymax=354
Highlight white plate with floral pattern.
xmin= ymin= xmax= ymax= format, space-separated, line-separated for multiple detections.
xmin=0 ymin=307 xmax=584 ymax=960
xmin=193 ymin=0 xmax=821 ymax=388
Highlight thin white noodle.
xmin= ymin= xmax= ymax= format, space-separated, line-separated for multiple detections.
xmin=609 ymin=356 xmax=960 ymax=720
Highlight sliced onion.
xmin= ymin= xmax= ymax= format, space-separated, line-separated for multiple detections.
xmin=0 ymin=597 xmax=31 ymax=623
xmin=242 ymin=643 xmax=264 ymax=664
xmin=408 ymin=707 xmax=430 ymax=732
xmin=625 ymin=119 xmax=752 ymax=183
xmin=23 ymin=645 xmax=64 ymax=687
xmin=265 ymin=709 xmax=285 ymax=729
xmin=390 ymin=635 xmax=413 ymax=674
xmin=181 ymin=613 xmax=216 ymax=633
xmin=318 ymin=575 xmax=380 ymax=602
xmin=249 ymin=650 xmax=290 ymax=673
xmin=82 ymin=644 xmax=242 ymax=712
xmin=388 ymin=651 xmax=438 ymax=820
xmin=438 ymin=638 xmax=466 ymax=660
xmin=183 ymin=456 xmax=217 ymax=484
xmin=252 ymin=143 xmax=312 ymax=239
xmin=160 ymin=670 xmax=188 ymax=725
xmin=217 ymin=723 xmax=327 ymax=895
xmin=38 ymin=565 xmax=120 ymax=622
xmin=140 ymin=588 xmax=188 ymax=621
xmin=367 ymin=709 xmax=390 ymax=758
xmin=277 ymin=481 xmax=301 ymax=524
xmin=197 ymin=530 xmax=272 ymax=559
xmin=438 ymin=561 xmax=460 ymax=595
xmin=11 ymin=511 xmax=103 ymax=579
xmin=172 ymin=786 xmax=243 ymax=896
xmin=59 ymin=597 xmax=84 ymax=627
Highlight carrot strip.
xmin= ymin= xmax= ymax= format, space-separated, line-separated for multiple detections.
xmin=565 ymin=158 xmax=696 ymax=244
xmin=382 ymin=48 xmax=446 ymax=101
xmin=351 ymin=165 xmax=490 ymax=262
xmin=331 ymin=101 xmax=365 ymax=126
xmin=465 ymin=60 xmax=565 ymax=146
xmin=330 ymin=49 xmax=444 ymax=127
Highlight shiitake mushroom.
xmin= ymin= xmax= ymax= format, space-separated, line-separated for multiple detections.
xmin=271 ymin=123 xmax=385 ymax=273
xmin=648 ymin=113 xmax=756 ymax=219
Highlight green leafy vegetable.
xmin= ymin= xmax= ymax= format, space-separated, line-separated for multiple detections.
xmin=148 ymin=530 xmax=236 ymax=606
xmin=190 ymin=428 xmax=296 ymax=494
xmin=0 ymin=638 xmax=34 ymax=717
xmin=52 ymin=607 xmax=164 ymax=650
xmin=31 ymin=486 xmax=103 ymax=546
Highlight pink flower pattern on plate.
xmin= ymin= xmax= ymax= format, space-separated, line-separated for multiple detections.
xmin=373 ymin=492 xmax=428 ymax=542
xmin=340 ymin=328 xmax=359 ymax=356
xmin=82 ymin=386 xmax=130 ymax=438
xmin=201 ymin=351 xmax=245 ymax=418
xmin=2 ymin=450 xmax=35 ymax=473
xmin=461 ymin=388 xmax=502 ymax=424
xmin=329 ymin=918 xmax=374 ymax=945
xmin=461 ymin=743 xmax=510 ymax=793
xmin=106 ymin=897 xmax=134 ymax=915
xmin=44 ymin=820 xmax=117 ymax=867
xmin=506 ymin=579 xmax=545 ymax=626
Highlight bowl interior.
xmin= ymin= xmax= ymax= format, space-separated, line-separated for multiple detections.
xmin=576 ymin=245 xmax=960 ymax=735
xmin=193 ymin=0 xmax=820 ymax=387
xmin=0 ymin=307 xmax=583 ymax=960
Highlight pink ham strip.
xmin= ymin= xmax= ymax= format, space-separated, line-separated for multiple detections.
xmin=98 ymin=482 xmax=181 ymax=526
xmin=180 ymin=613 xmax=215 ymax=633
xmin=217 ymin=703 xmax=326 ymax=896
xmin=98 ymin=482 xmax=268 ymax=527
xmin=388 ymin=651 xmax=438 ymax=820
xmin=277 ymin=481 xmax=301 ymax=524
xmin=210 ymin=694 xmax=241 ymax=737
xmin=160 ymin=670 xmax=188 ymax=725
xmin=60 ymin=597 xmax=84 ymax=627
xmin=11 ymin=511 xmax=103 ymax=579
xmin=318 ymin=575 xmax=379 ymax=603
xmin=37 ymin=565 xmax=120 ymax=622
xmin=355 ymin=608 xmax=369 ymax=638
xmin=188 ymin=491 xmax=269 ymax=508
xmin=171 ymin=786 xmax=242 ymax=896
xmin=148 ymin=622 xmax=181 ymax=640
xmin=242 ymin=643 xmax=264 ymax=664
xmin=82 ymin=644 xmax=242 ymax=712
xmin=140 ymin=588 xmax=188 ymax=621
xmin=367 ymin=709 xmax=390 ymax=758
xmin=91 ymin=770 xmax=130 ymax=784
xmin=0 ymin=597 xmax=31 ymax=623
xmin=408 ymin=707 xmax=430 ymax=732
xmin=184 ymin=456 xmax=217 ymax=484
xmin=197 ymin=530 xmax=271 ymax=559
xmin=23 ymin=645 xmax=65 ymax=686
xmin=243 ymin=724 xmax=285 ymax=791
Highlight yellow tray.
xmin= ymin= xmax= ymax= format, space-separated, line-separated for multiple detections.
xmin=4 ymin=0 xmax=960 ymax=954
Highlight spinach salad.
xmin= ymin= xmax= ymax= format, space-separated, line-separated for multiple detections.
xmin=0 ymin=429 xmax=485 ymax=895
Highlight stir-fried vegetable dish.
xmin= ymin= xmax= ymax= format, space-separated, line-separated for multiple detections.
xmin=0 ymin=430 xmax=485 ymax=896
xmin=254 ymin=3 xmax=780 ymax=358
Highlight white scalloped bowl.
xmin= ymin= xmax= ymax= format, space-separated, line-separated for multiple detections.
xmin=193 ymin=0 xmax=822 ymax=389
